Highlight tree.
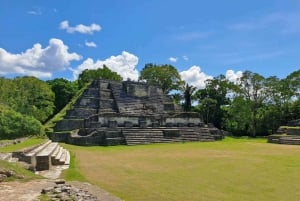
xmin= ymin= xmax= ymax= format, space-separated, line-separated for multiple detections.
xmin=78 ymin=65 xmax=123 ymax=88
xmin=232 ymin=71 xmax=268 ymax=137
xmin=0 ymin=105 xmax=43 ymax=139
xmin=182 ymin=83 xmax=197 ymax=112
xmin=47 ymin=78 xmax=78 ymax=113
xmin=139 ymin=63 xmax=182 ymax=94
xmin=200 ymin=98 xmax=217 ymax=124
xmin=13 ymin=76 xmax=55 ymax=123
xmin=224 ymin=97 xmax=253 ymax=136
xmin=194 ymin=74 xmax=232 ymax=128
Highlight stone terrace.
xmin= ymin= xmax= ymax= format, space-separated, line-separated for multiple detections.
xmin=268 ymin=119 xmax=300 ymax=145
xmin=11 ymin=140 xmax=70 ymax=171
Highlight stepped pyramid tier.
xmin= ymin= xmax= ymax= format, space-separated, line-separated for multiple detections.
xmin=268 ymin=119 xmax=300 ymax=145
xmin=50 ymin=79 xmax=224 ymax=146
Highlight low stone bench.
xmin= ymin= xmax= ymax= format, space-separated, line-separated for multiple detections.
xmin=36 ymin=142 xmax=58 ymax=171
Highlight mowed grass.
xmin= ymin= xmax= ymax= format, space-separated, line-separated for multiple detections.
xmin=0 ymin=138 xmax=47 ymax=153
xmin=61 ymin=138 xmax=300 ymax=201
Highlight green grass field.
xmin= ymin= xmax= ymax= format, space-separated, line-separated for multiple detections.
xmin=0 ymin=138 xmax=47 ymax=153
xmin=60 ymin=138 xmax=300 ymax=201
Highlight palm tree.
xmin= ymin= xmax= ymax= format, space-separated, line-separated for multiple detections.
xmin=183 ymin=83 xmax=197 ymax=112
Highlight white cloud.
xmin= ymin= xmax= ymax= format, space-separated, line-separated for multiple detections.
xmin=169 ymin=57 xmax=178 ymax=63
xmin=27 ymin=7 xmax=42 ymax=15
xmin=0 ymin=38 xmax=81 ymax=78
xmin=182 ymin=55 xmax=189 ymax=61
xmin=73 ymin=51 xmax=139 ymax=81
xmin=60 ymin=20 xmax=101 ymax=34
xmin=85 ymin=41 xmax=97 ymax=48
xmin=225 ymin=70 xmax=243 ymax=83
xmin=180 ymin=65 xmax=213 ymax=89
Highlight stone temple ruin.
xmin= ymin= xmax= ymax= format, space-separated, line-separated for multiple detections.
xmin=268 ymin=119 xmax=300 ymax=145
xmin=50 ymin=79 xmax=223 ymax=146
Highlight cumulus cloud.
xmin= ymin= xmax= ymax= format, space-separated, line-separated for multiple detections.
xmin=169 ymin=57 xmax=178 ymax=63
xmin=225 ymin=70 xmax=243 ymax=83
xmin=73 ymin=51 xmax=139 ymax=81
xmin=180 ymin=66 xmax=213 ymax=89
xmin=85 ymin=41 xmax=97 ymax=48
xmin=0 ymin=38 xmax=81 ymax=78
xmin=60 ymin=20 xmax=101 ymax=34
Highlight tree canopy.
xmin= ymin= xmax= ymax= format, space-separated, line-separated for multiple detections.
xmin=0 ymin=76 xmax=55 ymax=123
xmin=139 ymin=63 xmax=182 ymax=94
xmin=47 ymin=78 xmax=78 ymax=113
xmin=78 ymin=65 xmax=123 ymax=88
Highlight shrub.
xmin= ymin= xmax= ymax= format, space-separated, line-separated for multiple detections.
xmin=0 ymin=106 xmax=43 ymax=139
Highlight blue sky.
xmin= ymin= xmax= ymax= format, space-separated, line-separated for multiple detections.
xmin=0 ymin=0 xmax=299 ymax=88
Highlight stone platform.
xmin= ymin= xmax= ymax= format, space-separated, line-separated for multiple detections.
xmin=12 ymin=140 xmax=70 ymax=171
xmin=268 ymin=119 xmax=300 ymax=145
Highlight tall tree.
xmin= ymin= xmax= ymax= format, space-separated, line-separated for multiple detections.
xmin=78 ymin=65 xmax=123 ymax=88
xmin=139 ymin=63 xmax=182 ymax=94
xmin=200 ymin=97 xmax=217 ymax=124
xmin=195 ymin=74 xmax=232 ymax=128
xmin=13 ymin=76 xmax=55 ymax=122
xmin=47 ymin=78 xmax=78 ymax=113
xmin=182 ymin=83 xmax=197 ymax=112
xmin=232 ymin=71 xmax=268 ymax=137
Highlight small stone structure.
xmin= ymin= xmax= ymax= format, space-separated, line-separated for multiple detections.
xmin=50 ymin=79 xmax=223 ymax=146
xmin=12 ymin=140 xmax=70 ymax=171
xmin=268 ymin=119 xmax=300 ymax=145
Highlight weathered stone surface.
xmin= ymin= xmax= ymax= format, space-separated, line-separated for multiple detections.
xmin=41 ymin=183 xmax=100 ymax=201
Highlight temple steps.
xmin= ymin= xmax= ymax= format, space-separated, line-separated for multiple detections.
xmin=279 ymin=137 xmax=300 ymax=145
xmin=14 ymin=140 xmax=70 ymax=171
xmin=123 ymin=128 xmax=214 ymax=145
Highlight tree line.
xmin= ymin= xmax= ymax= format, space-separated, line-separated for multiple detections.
xmin=140 ymin=65 xmax=299 ymax=137
xmin=0 ymin=63 xmax=299 ymax=139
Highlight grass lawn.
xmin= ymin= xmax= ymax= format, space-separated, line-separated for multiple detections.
xmin=0 ymin=138 xmax=47 ymax=153
xmin=61 ymin=137 xmax=300 ymax=201
xmin=0 ymin=160 xmax=43 ymax=181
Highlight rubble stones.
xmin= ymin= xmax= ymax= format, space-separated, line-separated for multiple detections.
xmin=0 ymin=169 xmax=16 ymax=182
xmin=41 ymin=182 xmax=100 ymax=201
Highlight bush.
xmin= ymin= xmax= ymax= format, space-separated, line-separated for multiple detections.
xmin=0 ymin=106 xmax=43 ymax=139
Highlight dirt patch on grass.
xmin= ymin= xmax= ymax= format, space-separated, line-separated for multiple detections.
xmin=0 ymin=179 xmax=54 ymax=201
xmin=0 ymin=179 xmax=122 ymax=201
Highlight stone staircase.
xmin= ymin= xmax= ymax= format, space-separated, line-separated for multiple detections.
xmin=123 ymin=128 xmax=215 ymax=145
xmin=123 ymin=129 xmax=178 ymax=145
xmin=12 ymin=140 xmax=70 ymax=171
xmin=278 ymin=136 xmax=300 ymax=145
xmin=180 ymin=128 xmax=214 ymax=142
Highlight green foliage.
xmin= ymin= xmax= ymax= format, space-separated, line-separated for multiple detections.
xmin=0 ymin=76 xmax=55 ymax=123
xmin=47 ymin=78 xmax=78 ymax=113
xmin=195 ymin=75 xmax=232 ymax=128
xmin=78 ymin=65 xmax=122 ymax=88
xmin=44 ymin=82 xmax=90 ymax=133
xmin=182 ymin=83 xmax=197 ymax=112
xmin=199 ymin=97 xmax=218 ymax=124
xmin=139 ymin=63 xmax=182 ymax=94
xmin=0 ymin=106 xmax=44 ymax=139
